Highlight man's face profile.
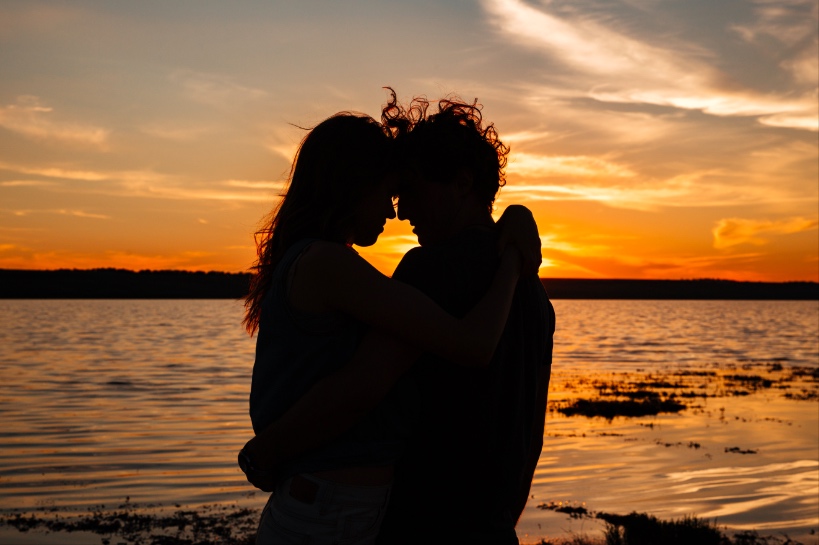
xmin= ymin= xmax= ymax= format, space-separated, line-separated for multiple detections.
xmin=396 ymin=173 xmax=461 ymax=247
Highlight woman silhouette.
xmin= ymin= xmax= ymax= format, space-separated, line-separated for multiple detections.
xmin=240 ymin=111 xmax=536 ymax=544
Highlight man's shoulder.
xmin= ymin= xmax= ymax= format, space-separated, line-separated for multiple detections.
xmin=393 ymin=227 xmax=500 ymax=316
xmin=394 ymin=228 xmax=497 ymax=279
xmin=391 ymin=245 xmax=432 ymax=284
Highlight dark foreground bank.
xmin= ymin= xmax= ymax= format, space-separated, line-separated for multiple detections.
xmin=1 ymin=269 xmax=817 ymax=299
xmin=0 ymin=501 xmax=806 ymax=545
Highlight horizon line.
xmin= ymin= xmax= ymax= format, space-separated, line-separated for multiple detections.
xmin=1 ymin=268 xmax=816 ymax=285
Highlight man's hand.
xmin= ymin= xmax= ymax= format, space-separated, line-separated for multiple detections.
xmin=496 ymin=205 xmax=542 ymax=276
xmin=238 ymin=436 xmax=279 ymax=493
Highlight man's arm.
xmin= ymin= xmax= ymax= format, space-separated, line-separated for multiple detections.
xmin=242 ymin=329 xmax=419 ymax=489
xmin=512 ymin=363 xmax=550 ymax=522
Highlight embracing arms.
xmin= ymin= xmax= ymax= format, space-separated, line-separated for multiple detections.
xmin=294 ymin=204 xmax=540 ymax=367
xmin=240 ymin=206 xmax=542 ymax=489
xmin=297 ymin=241 xmax=522 ymax=368
xmin=242 ymin=328 xmax=415 ymax=489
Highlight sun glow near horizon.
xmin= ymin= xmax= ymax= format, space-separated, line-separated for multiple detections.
xmin=0 ymin=0 xmax=816 ymax=282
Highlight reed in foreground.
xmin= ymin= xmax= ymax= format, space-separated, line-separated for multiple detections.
xmin=533 ymin=504 xmax=804 ymax=545
xmin=1 ymin=501 xmax=806 ymax=545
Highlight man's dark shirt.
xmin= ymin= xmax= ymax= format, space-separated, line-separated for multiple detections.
xmin=377 ymin=226 xmax=555 ymax=544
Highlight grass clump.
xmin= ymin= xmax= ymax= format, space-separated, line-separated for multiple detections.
xmin=599 ymin=512 xmax=722 ymax=545
xmin=556 ymin=396 xmax=685 ymax=419
xmin=531 ymin=506 xmax=806 ymax=545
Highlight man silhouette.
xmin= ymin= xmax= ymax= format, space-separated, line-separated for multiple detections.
xmin=373 ymin=96 xmax=555 ymax=544
xmin=241 ymin=94 xmax=555 ymax=545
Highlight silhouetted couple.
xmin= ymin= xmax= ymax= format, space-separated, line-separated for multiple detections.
xmin=239 ymin=90 xmax=555 ymax=544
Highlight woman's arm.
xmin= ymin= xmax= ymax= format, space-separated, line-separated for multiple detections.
xmin=241 ymin=329 xmax=417 ymax=489
xmin=300 ymin=243 xmax=522 ymax=368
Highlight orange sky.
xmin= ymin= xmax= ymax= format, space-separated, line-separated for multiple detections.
xmin=0 ymin=1 xmax=817 ymax=281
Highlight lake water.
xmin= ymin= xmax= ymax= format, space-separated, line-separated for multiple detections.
xmin=0 ymin=299 xmax=816 ymax=544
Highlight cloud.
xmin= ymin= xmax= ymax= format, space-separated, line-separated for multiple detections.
xmin=0 ymin=160 xmax=286 ymax=202
xmin=481 ymin=0 xmax=818 ymax=131
xmin=0 ymin=248 xmax=227 ymax=272
xmin=118 ymin=177 xmax=286 ymax=202
xmin=501 ymin=175 xmax=808 ymax=211
xmin=0 ymin=161 xmax=109 ymax=181
xmin=0 ymin=180 xmax=58 ymax=187
xmin=8 ymin=208 xmax=110 ymax=220
xmin=171 ymin=70 xmax=268 ymax=107
xmin=758 ymin=112 xmax=819 ymax=131
xmin=730 ymin=0 xmax=818 ymax=48
xmin=500 ymin=169 xmax=717 ymax=211
xmin=713 ymin=217 xmax=818 ymax=249
xmin=224 ymin=179 xmax=285 ymax=190
xmin=539 ymin=244 xmax=789 ymax=281
xmin=482 ymin=0 xmax=697 ymax=79
xmin=509 ymin=152 xmax=636 ymax=178
xmin=0 ymin=96 xmax=110 ymax=145
xmin=538 ymin=233 xmax=612 ymax=256
xmin=139 ymin=123 xmax=212 ymax=141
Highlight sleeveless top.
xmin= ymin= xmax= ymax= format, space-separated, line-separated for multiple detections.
xmin=249 ymin=238 xmax=416 ymax=479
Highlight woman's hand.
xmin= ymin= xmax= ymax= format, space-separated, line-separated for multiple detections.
xmin=496 ymin=205 xmax=542 ymax=276
xmin=238 ymin=436 xmax=279 ymax=492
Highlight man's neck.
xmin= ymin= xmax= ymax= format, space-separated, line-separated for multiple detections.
xmin=441 ymin=205 xmax=494 ymax=243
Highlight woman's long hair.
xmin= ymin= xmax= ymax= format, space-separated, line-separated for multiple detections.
xmin=243 ymin=113 xmax=391 ymax=335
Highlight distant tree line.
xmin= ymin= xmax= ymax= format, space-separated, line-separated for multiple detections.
xmin=541 ymin=277 xmax=819 ymax=300
xmin=0 ymin=269 xmax=251 ymax=299
xmin=0 ymin=268 xmax=817 ymax=300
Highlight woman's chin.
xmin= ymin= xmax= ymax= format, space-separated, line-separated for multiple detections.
xmin=354 ymin=233 xmax=380 ymax=247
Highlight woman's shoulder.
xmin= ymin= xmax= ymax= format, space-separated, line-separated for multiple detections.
xmin=292 ymin=240 xmax=368 ymax=287
xmin=301 ymin=240 xmax=362 ymax=264
xmin=298 ymin=240 xmax=359 ymax=266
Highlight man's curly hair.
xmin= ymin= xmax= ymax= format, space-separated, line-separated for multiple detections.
xmin=381 ymin=88 xmax=509 ymax=212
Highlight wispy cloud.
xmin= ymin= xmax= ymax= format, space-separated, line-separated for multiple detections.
xmin=117 ymin=177 xmax=286 ymax=202
xmin=0 ymin=161 xmax=109 ymax=181
xmin=481 ymin=0 xmax=818 ymax=131
xmin=509 ymin=152 xmax=636 ymax=178
xmin=139 ymin=122 xmax=212 ymax=141
xmin=0 ymin=160 xmax=285 ymax=202
xmin=730 ymin=0 xmax=818 ymax=48
xmin=540 ymin=245 xmax=789 ymax=281
xmin=538 ymin=233 xmax=613 ymax=256
xmin=483 ymin=0 xmax=696 ymax=78
xmin=500 ymin=169 xmax=729 ymax=211
xmin=171 ymin=70 xmax=268 ymax=108
xmin=0 ymin=248 xmax=229 ymax=272
xmin=713 ymin=217 xmax=818 ymax=249
xmin=0 ymin=180 xmax=58 ymax=187
xmin=501 ymin=175 xmax=809 ymax=211
xmin=0 ymin=96 xmax=110 ymax=145
xmin=224 ymin=179 xmax=285 ymax=190
xmin=9 ymin=208 xmax=110 ymax=220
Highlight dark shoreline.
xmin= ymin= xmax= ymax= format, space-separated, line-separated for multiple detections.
xmin=0 ymin=268 xmax=817 ymax=300
xmin=0 ymin=501 xmax=805 ymax=545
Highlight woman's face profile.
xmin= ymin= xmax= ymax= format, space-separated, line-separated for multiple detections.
xmin=349 ymin=175 xmax=398 ymax=247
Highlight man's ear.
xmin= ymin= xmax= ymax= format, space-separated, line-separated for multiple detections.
xmin=454 ymin=169 xmax=474 ymax=197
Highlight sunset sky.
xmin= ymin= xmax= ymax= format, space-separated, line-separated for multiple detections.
xmin=1 ymin=0 xmax=817 ymax=281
